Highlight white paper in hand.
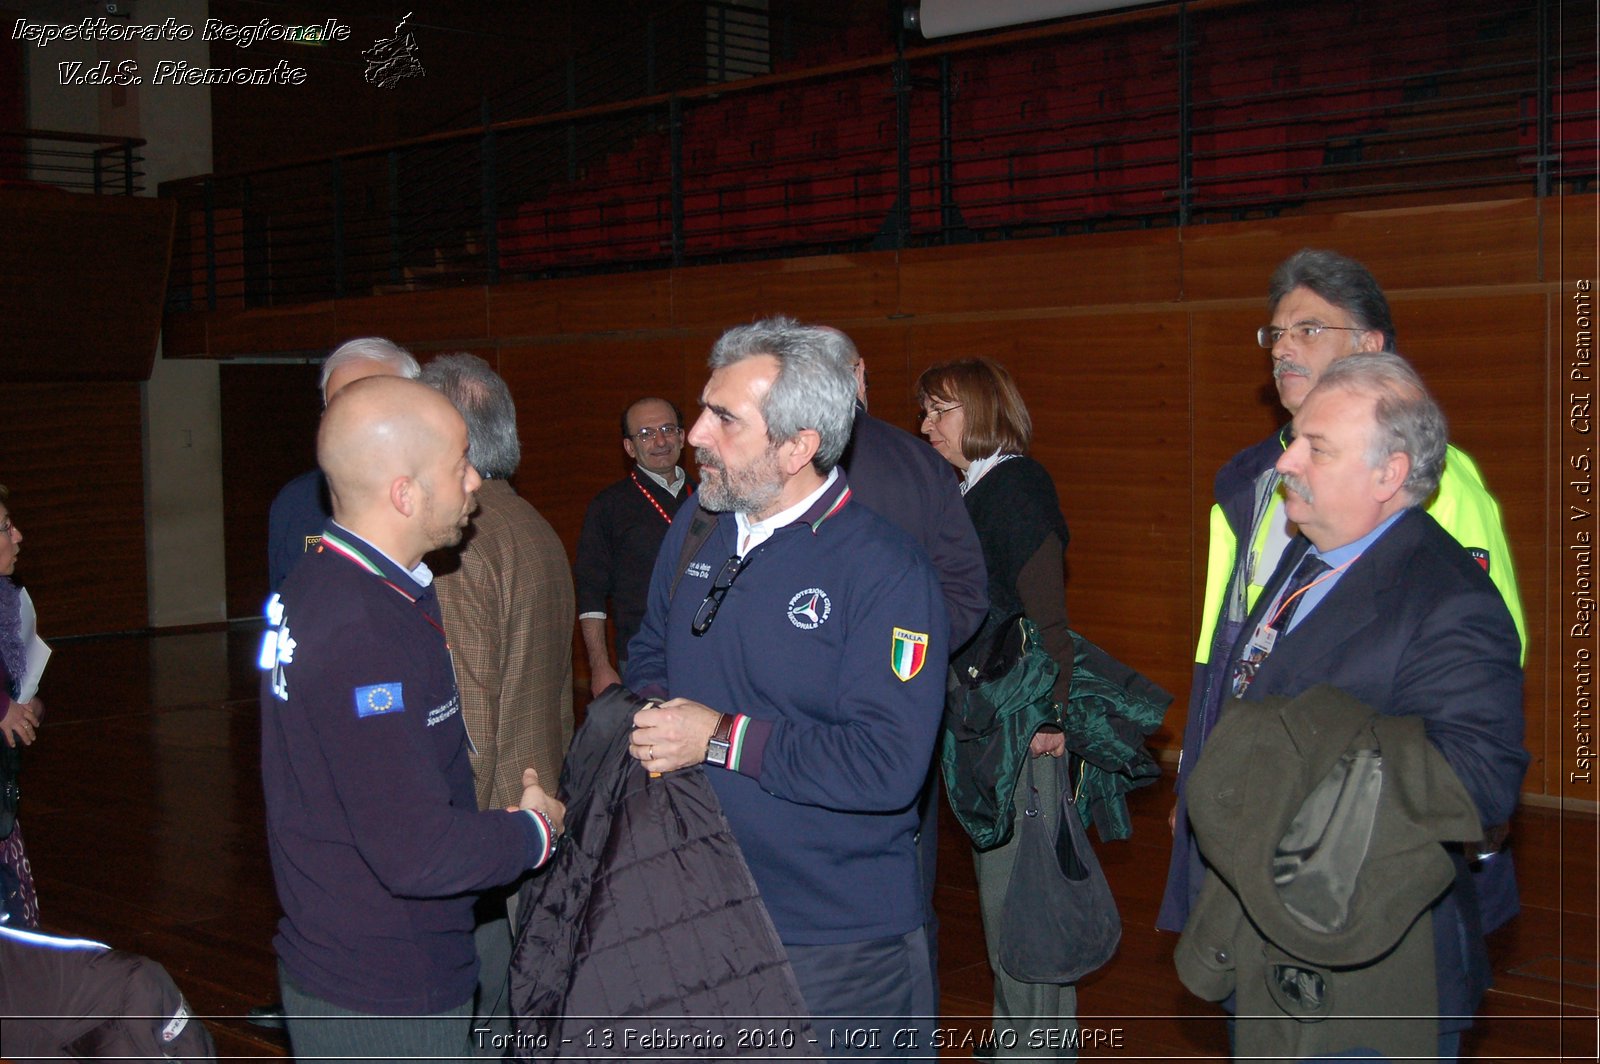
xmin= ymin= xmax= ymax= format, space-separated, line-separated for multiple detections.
xmin=17 ymin=587 xmax=50 ymax=704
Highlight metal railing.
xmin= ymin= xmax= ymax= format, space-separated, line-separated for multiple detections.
xmin=0 ymin=129 xmax=147 ymax=194
xmin=439 ymin=2 xmax=855 ymax=130
xmin=161 ymin=0 xmax=1598 ymax=314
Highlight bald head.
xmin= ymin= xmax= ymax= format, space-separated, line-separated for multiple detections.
xmin=318 ymin=376 xmax=482 ymax=564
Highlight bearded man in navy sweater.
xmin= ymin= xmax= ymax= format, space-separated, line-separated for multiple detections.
xmin=626 ymin=318 xmax=948 ymax=1062
xmin=259 ymin=376 xmax=565 ymax=1063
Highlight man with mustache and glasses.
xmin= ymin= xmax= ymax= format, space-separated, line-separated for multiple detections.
xmin=1175 ymin=354 xmax=1524 ymax=1061
xmin=624 ymin=318 xmax=947 ymax=1062
xmin=575 ymin=397 xmax=694 ymax=696
xmin=1160 ymin=249 xmax=1524 ymax=943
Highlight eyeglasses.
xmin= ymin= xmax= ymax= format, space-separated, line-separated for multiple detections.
xmin=692 ymin=554 xmax=745 ymax=636
xmin=1257 ymin=322 xmax=1367 ymax=349
xmin=920 ymin=403 xmax=963 ymax=424
xmin=631 ymin=424 xmax=682 ymax=444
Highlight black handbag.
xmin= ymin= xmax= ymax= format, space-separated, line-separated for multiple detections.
xmin=998 ymin=754 xmax=1121 ymax=984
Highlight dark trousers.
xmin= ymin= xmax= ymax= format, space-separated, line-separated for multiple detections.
xmin=279 ymin=963 xmax=472 ymax=1064
xmin=785 ymin=927 xmax=936 ymax=1064
xmin=471 ymin=887 xmax=514 ymax=1055
xmin=916 ymin=759 xmax=942 ymax=999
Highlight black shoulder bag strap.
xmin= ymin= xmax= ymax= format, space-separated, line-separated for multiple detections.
xmin=668 ymin=503 xmax=721 ymax=603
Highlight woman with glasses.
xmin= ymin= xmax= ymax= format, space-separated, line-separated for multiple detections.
xmin=915 ymin=358 xmax=1078 ymax=1058
xmin=0 ymin=484 xmax=43 ymax=928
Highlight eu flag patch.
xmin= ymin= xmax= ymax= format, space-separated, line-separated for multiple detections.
xmin=354 ymin=683 xmax=405 ymax=718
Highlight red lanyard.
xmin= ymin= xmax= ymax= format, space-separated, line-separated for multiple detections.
xmin=631 ymin=471 xmax=679 ymax=525
xmin=1265 ymin=557 xmax=1356 ymax=630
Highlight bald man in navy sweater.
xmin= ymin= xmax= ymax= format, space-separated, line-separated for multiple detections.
xmin=260 ymin=377 xmax=564 ymax=1063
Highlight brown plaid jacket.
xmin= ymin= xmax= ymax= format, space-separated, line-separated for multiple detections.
xmin=432 ymin=480 xmax=575 ymax=810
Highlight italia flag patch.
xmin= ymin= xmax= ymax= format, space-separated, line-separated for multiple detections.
xmin=891 ymin=627 xmax=929 ymax=682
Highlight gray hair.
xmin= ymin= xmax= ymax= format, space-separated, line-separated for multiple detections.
xmin=708 ymin=316 xmax=858 ymax=472
xmin=808 ymin=325 xmax=861 ymax=369
xmin=418 ymin=352 xmax=521 ymax=479
xmin=1316 ymin=353 xmax=1446 ymax=504
xmin=319 ymin=337 xmax=421 ymax=399
xmin=1269 ymin=249 xmax=1396 ymax=350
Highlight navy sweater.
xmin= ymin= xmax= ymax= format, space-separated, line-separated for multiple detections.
xmin=626 ymin=475 xmax=948 ymax=946
xmin=260 ymin=525 xmax=553 ymax=1014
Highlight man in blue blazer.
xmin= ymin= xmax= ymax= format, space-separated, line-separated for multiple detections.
xmin=1221 ymin=352 xmax=1526 ymax=1060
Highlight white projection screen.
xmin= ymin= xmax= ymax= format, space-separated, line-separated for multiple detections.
xmin=913 ymin=0 xmax=1147 ymax=38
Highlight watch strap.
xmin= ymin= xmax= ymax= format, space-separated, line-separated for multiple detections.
xmin=704 ymin=712 xmax=736 ymax=768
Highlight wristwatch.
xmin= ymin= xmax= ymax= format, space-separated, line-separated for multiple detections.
xmin=704 ymin=713 xmax=736 ymax=768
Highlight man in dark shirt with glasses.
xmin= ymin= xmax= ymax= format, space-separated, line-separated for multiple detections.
xmin=575 ymin=397 xmax=693 ymax=696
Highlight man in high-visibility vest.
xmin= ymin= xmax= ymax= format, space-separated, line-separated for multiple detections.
xmin=1158 ymin=248 xmax=1525 ymax=936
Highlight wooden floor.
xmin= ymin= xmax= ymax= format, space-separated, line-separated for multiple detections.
xmin=17 ymin=625 xmax=1600 ymax=1061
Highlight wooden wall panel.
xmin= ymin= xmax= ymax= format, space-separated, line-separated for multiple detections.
xmin=1188 ymin=305 xmax=1287 ymax=473
xmin=1545 ymin=193 xmax=1600 ymax=286
xmin=336 ymin=288 xmax=490 ymax=348
xmin=161 ymin=313 xmax=208 ymax=361
xmin=670 ymin=255 xmax=898 ymax=329
xmin=485 ymin=281 xmax=566 ymax=339
xmin=900 ymin=229 xmax=1182 ymax=316
xmin=1 ymin=384 xmax=146 ymax=636
xmin=489 ymin=272 xmax=675 ymax=338
xmin=0 ymin=189 xmax=175 ymax=381
xmin=1183 ymin=198 xmax=1541 ymax=301
xmin=205 ymin=301 xmax=340 ymax=358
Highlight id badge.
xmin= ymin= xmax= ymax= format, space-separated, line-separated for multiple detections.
xmin=1249 ymin=624 xmax=1278 ymax=656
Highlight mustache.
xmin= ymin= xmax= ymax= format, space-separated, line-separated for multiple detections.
xmin=695 ymin=447 xmax=722 ymax=471
xmin=1273 ymin=358 xmax=1312 ymax=380
xmin=1281 ymin=473 xmax=1314 ymax=503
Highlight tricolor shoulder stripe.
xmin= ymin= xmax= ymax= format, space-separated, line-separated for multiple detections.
xmin=807 ymin=486 xmax=852 ymax=533
xmin=318 ymin=531 xmax=385 ymax=576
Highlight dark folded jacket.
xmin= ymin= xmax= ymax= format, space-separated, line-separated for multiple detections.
xmin=943 ymin=625 xmax=1170 ymax=850
xmin=509 ymin=687 xmax=816 ymax=1059
xmin=1175 ymin=685 xmax=1482 ymax=1063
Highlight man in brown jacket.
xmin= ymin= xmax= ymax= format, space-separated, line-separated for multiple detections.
xmin=421 ymin=352 xmax=575 ymax=1050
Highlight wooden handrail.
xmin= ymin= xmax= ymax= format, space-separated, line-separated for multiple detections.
xmin=0 ymin=128 xmax=147 ymax=149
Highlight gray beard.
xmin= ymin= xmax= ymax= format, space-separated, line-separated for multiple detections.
xmin=695 ymin=447 xmax=784 ymax=516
